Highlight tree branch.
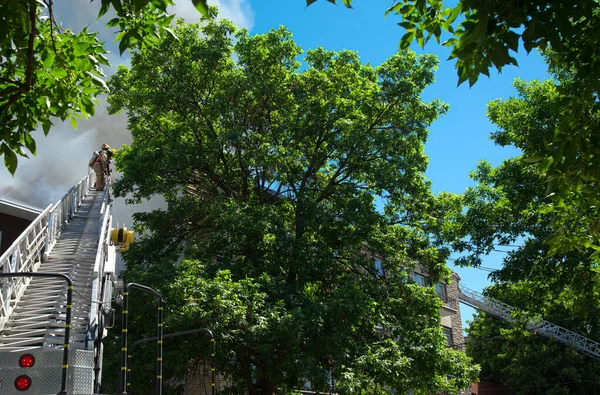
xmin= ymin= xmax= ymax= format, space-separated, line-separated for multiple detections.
xmin=0 ymin=3 xmax=36 ymax=116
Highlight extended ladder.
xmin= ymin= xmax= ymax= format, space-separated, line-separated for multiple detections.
xmin=0 ymin=173 xmax=117 ymax=394
xmin=458 ymin=284 xmax=600 ymax=361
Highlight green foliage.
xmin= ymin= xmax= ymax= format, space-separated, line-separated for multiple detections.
xmin=486 ymin=78 xmax=600 ymax=259
xmin=443 ymin=80 xmax=600 ymax=393
xmin=106 ymin=15 xmax=478 ymax=394
xmin=307 ymin=0 xmax=600 ymax=260
xmin=0 ymin=0 xmax=206 ymax=175
xmin=310 ymin=0 xmax=600 ymax=88
xmin=0 ymin=0 xmax=109 ymax=173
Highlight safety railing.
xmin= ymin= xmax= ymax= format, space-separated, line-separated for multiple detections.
xmin=0 ymin=205 xmax=53 ymax=330
xmin=458 ymin=284 xmax=600 ymax=361
xmin=0 ymin=172 xmax=95 ymax=331
xmin=87 ymin=180 xmax=114 ymax=349
xmin=45 ymin=172 xmax=94 ymax=258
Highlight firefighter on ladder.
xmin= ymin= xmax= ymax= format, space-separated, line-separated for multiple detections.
xmin=90 ymin=144 xmax=115 ymax=191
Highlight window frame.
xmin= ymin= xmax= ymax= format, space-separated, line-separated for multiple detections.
xmin=442 ymin=326 xmax=454 ymax=347
xmin=373 ymin=257 xmax=384 ymax=276
xmin=412 ymin=272 xmax=428 ymax=287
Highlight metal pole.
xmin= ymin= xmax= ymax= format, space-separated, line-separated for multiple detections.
xmin=118 ymin=287 xmax=129 ymax=395
xmin=156 ymin=300 xmax=164 ymax=395
xmin=0 ymin=272 xmax=73 ymax=395
xmin=210 ymin=337 xmax=215 ymax=395
xmin=118 ymin=283 xmax=164 ymax=395
xmin=129 ymin=328 xmax=215 ymax=395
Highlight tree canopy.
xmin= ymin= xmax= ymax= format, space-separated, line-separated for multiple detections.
xmin=463 ymin=158 xmax=600 ymax=394
xmin=308 ymin=0 xmax=600 ymax=258
xmin=105 ymin=13 xmax=478 ymax=394
xmin=0 ymin=0 xmax=211 ymax=174
xmin=314 ymin=0 xmax=599 ymax=88
xmin=444 ymin=79 xmax=600 ymax=393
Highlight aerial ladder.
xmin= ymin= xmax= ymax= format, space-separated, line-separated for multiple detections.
xmin=458 ymin=284 xmax=600 ymax=361
xmin=0 ymin=173 xmax=131 ymax=394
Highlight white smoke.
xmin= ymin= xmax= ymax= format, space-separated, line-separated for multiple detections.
xmin=0 ymin=97 xmax=129 ymax=208
xmin=0 ymin=0 xmax=254 ymax=212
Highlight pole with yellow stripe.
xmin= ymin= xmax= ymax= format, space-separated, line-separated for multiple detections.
xmin=0 ymin=272 xmax=74 ymax=395
xmin=156 ymin=302 xmax=164 ymax=395
xmin=210 ymin=337 xmax=215 ymax=395
xmin=59 ymin=281 xmax=73 ymax=395
xmin=118 ymin=283 xmax=164 ymax=395
xmin=118 ymin=288 xmax=129 ymax=394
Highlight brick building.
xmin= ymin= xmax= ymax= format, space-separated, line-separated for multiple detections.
xmin=411 ymin=269 xmax=466 ymax=351
xmin=0 ymin=197 xmax=43 ymax=256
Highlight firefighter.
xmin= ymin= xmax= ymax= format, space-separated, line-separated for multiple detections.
xmin=92 ymin=148 xmax=115 ymax=191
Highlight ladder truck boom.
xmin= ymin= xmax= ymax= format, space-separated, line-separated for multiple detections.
xmin=0 ymin=173 xmax=121 ymax=394
xmin=458 ymin=284 xmax=600 ymax=361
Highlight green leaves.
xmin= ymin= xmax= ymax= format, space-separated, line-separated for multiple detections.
xmin=0 ymin=0 xmax=211 ymax=173
xmin=49 ymin=68 xmax=67 ymax=79
xmin=191 ymin=0 xmax=208 ymax=15
xmin=107 ymin=18 xmax=476 ymax=394
xmin=306 ymin=0 xmax=353 ymax=8
xmin=2 ymin=144 xmax=18 ymax=175
xmin=521 ymin=154 xmax=545 ymax=163
xmin=1 ymin=2 xmax=110 ymax=174
xmin=453 ymin=76 xmax=600 ymax=391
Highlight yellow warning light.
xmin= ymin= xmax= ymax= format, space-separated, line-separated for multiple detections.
xmin=111 ymin=227 xmax=135 ymax=251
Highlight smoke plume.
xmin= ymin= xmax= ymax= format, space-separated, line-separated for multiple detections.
xmin=0 ymin=0 xmax=254 ymax=213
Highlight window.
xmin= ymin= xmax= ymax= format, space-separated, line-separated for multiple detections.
xmin=374 ymin=257 xmax=383 ymax=276
xmin=412 ymin=272 xmax=428 ymax=287
xmin=435 ymin=283 xmax=447 ymax=301
xmin=442 ymin=326 xmax=453 ymax=346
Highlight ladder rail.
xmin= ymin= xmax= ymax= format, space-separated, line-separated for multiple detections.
xmin=0 ymin=173 xmax=94 ymax=332
xmin=458 ymin=284 xmax=600 ymax=360
xmin=46 ymin=172 xmax=94 ymax=257
xmin=87 ymin=182 xmax=115 ymax=348
xmin=0 ymin=205 xmax=53 ymax=330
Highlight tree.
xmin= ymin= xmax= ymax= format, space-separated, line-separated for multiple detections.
xmin=106 ymin=12 xmax=478 ymax=394
xmin=0 ymin=0 xmax=211 ymax=174
xmin=442 ymin=79 xmax=600 ymax=393
xmin=312 ymin=0 xmax=599 ymax=88
xmin=307 ymin=0 xmax=600 ymax=258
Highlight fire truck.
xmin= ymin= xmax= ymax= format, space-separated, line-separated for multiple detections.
xmin=0 ymin=173 xmax=131 ymax=394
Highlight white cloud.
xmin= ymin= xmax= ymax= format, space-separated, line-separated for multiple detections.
xmin=170 ymin=0 xmax=254 ymax=29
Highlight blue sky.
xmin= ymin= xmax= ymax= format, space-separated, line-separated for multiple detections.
xmin=0 ymin=0 xmax=551 ymax=329
xmin=244 ymin=0 xmax=550 ymax=327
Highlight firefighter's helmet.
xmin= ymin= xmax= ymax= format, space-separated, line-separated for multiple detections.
xmin=107 ymin=148 xmax=116 ymax=157
xmin=101 ymin=143 xmax=110 ymax=150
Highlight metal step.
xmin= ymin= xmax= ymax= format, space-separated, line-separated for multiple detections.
xmin=0 ymin=337 xmax=46 ymax=346
xmin=0 ymin=189 xmax=104 ymax=352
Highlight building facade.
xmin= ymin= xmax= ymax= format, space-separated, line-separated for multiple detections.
xmin=411 ymin=270 xmax=466 ymax=352
xmin=0 ymin=197 xmax=43 ymax=256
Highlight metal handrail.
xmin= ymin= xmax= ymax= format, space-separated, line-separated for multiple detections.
xmin=87 ymin=179 xmax=114 ymax=348
xmin=128 ymin=328 xmax=215 ymax=395
xmin=0 ymin=204 xmax=53 ymax=329
xmin=0 ymin=272 xmax=74 ymax=395
xmin=0 ymin=173 xmax=94 ymax=331
xmin=118 ymin=283 xmax=164 ymax=395
xmin=458 ymin=284 xmax=600 ymax=361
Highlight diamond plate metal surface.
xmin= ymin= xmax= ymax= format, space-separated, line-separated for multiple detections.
xmin=0 ymin=348 xmax=94 ymax=394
